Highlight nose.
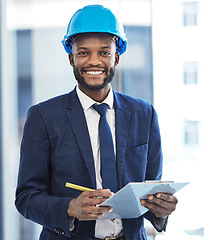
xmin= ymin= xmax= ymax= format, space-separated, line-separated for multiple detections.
xmin=87 ymin=53 xmax=102 ymax=66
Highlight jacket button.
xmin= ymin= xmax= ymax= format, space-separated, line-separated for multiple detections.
xmin=55 ymin=228 xmax=65 ymax=235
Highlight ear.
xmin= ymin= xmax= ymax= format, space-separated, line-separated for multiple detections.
xmin=69 ymin=53 xmax=74 ymax=67
xmin=115 ymin=52 xmax=120 ymax=66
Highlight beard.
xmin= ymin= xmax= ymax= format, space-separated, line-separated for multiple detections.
xmin=73 ymin=64 xmax=115 ymax=91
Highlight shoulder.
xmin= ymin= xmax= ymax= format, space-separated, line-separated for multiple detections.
xmin=28 ymin=94 xmax=68 ymax=115
xmin=29 ymin=88 xmax=77 ymax=112
xmin=26 ymin=88 xmax=78 ymax=121
xmin=36 ymin=93 xmax=68 ymax=108
xmin=114 ymin=91 xmax=154 ymax=113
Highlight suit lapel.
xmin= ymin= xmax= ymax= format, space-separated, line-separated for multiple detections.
xmin=64 ymin=89 xmax=130 ymax=190
xmin=114 ymin=92 xmax=130 ymax=188
xmin=65 ymin=89 xmax=96 ymax=189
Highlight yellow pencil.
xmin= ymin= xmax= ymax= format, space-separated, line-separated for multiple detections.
xmin=65 ymin=182 xmax=95 ymax=192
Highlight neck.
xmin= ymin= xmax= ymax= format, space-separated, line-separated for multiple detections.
xmin=78 ymin=84 xmax=111 ymax=102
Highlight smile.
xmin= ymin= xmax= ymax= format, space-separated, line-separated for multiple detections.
xmin=84 ymin=70 xmax=104 ymax=75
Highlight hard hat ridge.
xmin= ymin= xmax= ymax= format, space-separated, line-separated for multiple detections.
xmin=62 ymin=4 xmax=127 ymax=55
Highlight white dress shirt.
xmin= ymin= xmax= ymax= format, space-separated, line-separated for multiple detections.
xmin=76 ymin=86 xmax=123 ymax=238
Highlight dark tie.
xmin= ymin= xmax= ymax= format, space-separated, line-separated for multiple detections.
xmin=92 ymin=103 xmax=118 ymax=193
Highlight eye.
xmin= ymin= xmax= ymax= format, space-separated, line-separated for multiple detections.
xmin=77 ymin=52 xmax=88 ymax=56
xmin=101 ymin=51 xmax=111 ymax=56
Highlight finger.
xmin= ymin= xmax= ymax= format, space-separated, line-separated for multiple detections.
xmin=90 ymin=205 xmax=113 ymax=214
xmin=140 ymin=200 xmax=172 ymax=218
xmin=78 ymin=205 xmax=112 ymax=220
xmin=87 ymin=213 xmax=104 ymax=220
xmin=91 ymin=197 xmax=111 ymax=205
xmin=76 ymin=208 xmax=104 ymax=220
xmin=156 ymin=193 xmax=178 ymax=204
xmin=80 ymin=191 xmax=111 ymax=206
xmin=86 ymin=189 xmax=112 ymax=198
xmin=147 ymin=195 xmax=177 ymax=211
xmin=81 ymin=212 xmax=104 ymax=220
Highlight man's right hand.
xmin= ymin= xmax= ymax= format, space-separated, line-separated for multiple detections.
xmin=67 ymin=189 xmax=113 ymax=220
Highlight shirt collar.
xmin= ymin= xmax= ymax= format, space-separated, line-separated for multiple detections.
xmin=76 ymin=85 xmax=114 ymax=111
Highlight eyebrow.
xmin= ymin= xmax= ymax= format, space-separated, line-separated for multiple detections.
xmin=101 ymin=46 xmax=112 ymax=50
xmin=76 ymin=46 xmax=112 ymax=51
xmin=77 ymin=47 xmax=88 ymax=50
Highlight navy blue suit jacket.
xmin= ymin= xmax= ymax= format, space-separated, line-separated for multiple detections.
xmin=15 ymin=88 xmax=164 ymax=240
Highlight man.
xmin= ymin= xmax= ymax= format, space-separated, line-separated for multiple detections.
xmin=15 ymin=4 xmax=178 ymax=240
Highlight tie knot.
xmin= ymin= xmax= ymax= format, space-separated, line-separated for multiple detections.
xmin=92 ymin=103 xmax=108 ymax=116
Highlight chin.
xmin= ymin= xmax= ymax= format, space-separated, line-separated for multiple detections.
xmin=83 ymin=82 xmax=108 ymax=91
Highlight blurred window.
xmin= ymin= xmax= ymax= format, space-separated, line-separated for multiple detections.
xmin=183 ymin=61 xmax=198 ymax=84
xmin=183 ymin=1 xmax=198 ymax=26
xmin=184 ymin=120 xmax=199 ymax=145
xmin=119 ymin=26 xmax=153 ymax=104
xmin=17 ymin=30 xmax=33 ymax=136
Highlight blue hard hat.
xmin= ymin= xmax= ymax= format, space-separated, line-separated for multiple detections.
xmin=62 ymin=4 xmax=127 ymax=55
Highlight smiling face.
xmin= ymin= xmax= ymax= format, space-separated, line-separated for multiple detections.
xmin=69 ymin=33 xmax=119 ymax=94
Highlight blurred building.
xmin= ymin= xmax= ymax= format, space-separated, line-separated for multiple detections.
xmin=152 ymin=0 xmax=204 ymax=239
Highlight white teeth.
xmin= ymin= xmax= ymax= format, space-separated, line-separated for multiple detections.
xmin=86 ymin=71 xmax=103 ymax=75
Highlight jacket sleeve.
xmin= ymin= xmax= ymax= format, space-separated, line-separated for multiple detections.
xmin=15 ymin=106 xmax=79 ymax=238
xmin=144 ymin=105 xmax=168 ymax=232
xmin=146 ymin=105 xmax=163 ymax=181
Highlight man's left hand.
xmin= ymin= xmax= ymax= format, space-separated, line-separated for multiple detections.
xmin=140 ymin=193 xmax=178 ymax=218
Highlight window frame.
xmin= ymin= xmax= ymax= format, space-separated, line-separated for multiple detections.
xmin=183 ymin=61 xmax=198 ymax=85
xmin=183 ymin=1 xmax=198 ymax=27
xmin=184 ymin=120 xmax=199 ymax=145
